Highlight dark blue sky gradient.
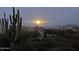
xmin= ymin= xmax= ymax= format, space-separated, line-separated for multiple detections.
xmin=0 ymin=7 xmax=79 ymax=27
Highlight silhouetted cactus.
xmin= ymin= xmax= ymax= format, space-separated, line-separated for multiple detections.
xmin=0 ymin=7 xmax=22 ymax=50
xmin=9 ymin=7 xmax=22 ymax=41
xmin=9 ymin=7 xmax=22 ymax=50
xmin=0 ymin=13 xmax=9 ymax=34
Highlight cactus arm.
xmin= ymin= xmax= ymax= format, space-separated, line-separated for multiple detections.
xmin=13 ymin=7 xmax=15 ymax=20
xmin=19 ymin=17 xmax=22 ymax=31
xmin=9 ymin=15 xmax=13 ymax=24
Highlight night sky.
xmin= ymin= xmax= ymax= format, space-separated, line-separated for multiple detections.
xmin=0 ymin=7 xmax=79 ymax=27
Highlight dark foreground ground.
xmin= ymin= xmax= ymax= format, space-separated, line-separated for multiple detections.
xmin=0 ymin=29 xmax=79 ymax=51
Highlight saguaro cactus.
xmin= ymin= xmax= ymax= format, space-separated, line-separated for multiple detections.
xmin=0 ymin=7 xmax=22 ymax=50
xmin=0 ymin=13 xmax=9 ymax=34
xmin=9 ymin=7 xmax=22 ymax=50
xmin=9 ymin=7 xmax=22 ymax=41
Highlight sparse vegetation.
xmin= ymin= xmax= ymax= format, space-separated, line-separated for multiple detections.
xmin=0 ymin=8 xmax=79 ymax=51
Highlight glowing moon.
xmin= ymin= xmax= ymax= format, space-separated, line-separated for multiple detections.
xmin=32 ymin=18 xmax=47 ymax=26
xmin=35 ymin=20 xmax=41 ymax=25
